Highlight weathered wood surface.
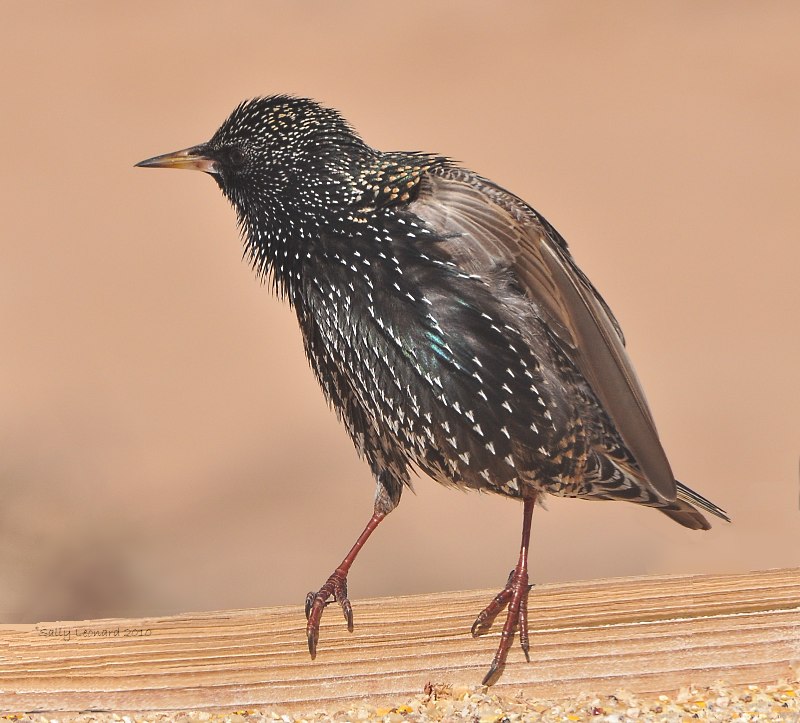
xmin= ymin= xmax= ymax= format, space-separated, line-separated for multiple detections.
xmin=0 ymin=568 xmax=798 ymax=713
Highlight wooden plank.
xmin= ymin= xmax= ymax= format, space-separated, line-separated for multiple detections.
xmin=0 ymin=568 xmax=798 ymax=713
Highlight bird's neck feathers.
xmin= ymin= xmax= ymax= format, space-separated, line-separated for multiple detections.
xmin=227 ymin=147 xmax=443 ymax=303
xmin=222 ymin=138 xmax=375 ymax=302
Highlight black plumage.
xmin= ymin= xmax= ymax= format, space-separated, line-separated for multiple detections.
xmin=136 ymin=95 xmax=728 ymax=684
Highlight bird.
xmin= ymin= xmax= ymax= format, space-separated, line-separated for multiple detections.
xmin=136 ymin=95 xmax=728 ymax=685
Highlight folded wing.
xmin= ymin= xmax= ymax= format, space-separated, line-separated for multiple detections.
xmin=408 ymin=166 xmax=677 ymax=502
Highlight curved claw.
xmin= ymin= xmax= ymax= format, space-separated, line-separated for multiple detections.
xmin=471 ymin=569 xmax=516 ymax=637
xmin=304 ymin=569 xmax=353 ymax=659
xmin=474 ymin=568 xmax=535 ymax=685
xmin=475 ymin=495 xmax=537 ymax=685
xmin=306 ymin=621 xmax=319 ymax=658
xmin=481 ymin=660 xmax=502 ymax=687
xmin=304 ymin=591 xmax=314 ymax=621
xmin=302 ymin=510 xmax=387 ymax=661
xmin=342 ymin=597 xmax=354 ymax=632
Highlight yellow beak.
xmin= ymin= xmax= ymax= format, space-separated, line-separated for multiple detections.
xmin=135 ymin=145 xmax=217 ymax=174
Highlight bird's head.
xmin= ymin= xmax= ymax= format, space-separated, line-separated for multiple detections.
xmin=136 ymin=95 xmax=374 ymax=259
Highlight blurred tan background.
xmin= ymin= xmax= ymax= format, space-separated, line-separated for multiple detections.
xmin=1 ymin=2 xmax=798 ymax=624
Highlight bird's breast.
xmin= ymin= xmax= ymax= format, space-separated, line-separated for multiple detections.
xmin=290 ymin=216 xmax=592 ymax=497
xmin=298 ymin=221 xmax=580 ymax=496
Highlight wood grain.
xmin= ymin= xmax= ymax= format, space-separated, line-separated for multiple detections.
xmin=0 ymin=568 xmax=798 ymax=713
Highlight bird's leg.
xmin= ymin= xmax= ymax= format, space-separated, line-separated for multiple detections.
xmin=304 ymin=509 xmax=386 ymax=658
xmin=471 ymin=494 xmax=536 ymax=685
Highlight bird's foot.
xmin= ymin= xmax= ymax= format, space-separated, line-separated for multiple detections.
xmin=471 ymin=566 xmax=534 ymax=685
xmin=304 ymin=568 xmax=353 ymax=658
xmin=303 ymin=510 xmax=387 ymax=660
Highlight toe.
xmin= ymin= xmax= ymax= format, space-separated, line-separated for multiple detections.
xmin=342 ymin=598 xmax=354 ymax=631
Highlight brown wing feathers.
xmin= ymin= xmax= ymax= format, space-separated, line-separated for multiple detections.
xmin=410 ymin=167 xmax=678 ymax=503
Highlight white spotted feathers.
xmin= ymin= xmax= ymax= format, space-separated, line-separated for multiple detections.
xmin=165 ymin=94 xmax=727 ymax=530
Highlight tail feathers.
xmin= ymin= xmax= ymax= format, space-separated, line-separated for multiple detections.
xmin=658 ymin=499 xmax=712 ymax=530
xmin=676 ymin=481 xmax=730 ymax=523
xmin=658 ymin=481 xmax=730 ymax=530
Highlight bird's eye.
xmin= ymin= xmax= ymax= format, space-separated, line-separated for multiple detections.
xmin=220 ymin=145 xmax=247 ymax=170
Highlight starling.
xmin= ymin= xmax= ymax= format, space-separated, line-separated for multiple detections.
xmin=136 ymin=95 xmax=728 ymax=684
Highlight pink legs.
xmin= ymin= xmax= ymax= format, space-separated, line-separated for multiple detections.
xmin=304 ymin=510 xmax=386 ymax=657
xmin=304 ymin=494 xmax=536 ymax=686
xmin=471 ymin=495 xmax=536 ymax=685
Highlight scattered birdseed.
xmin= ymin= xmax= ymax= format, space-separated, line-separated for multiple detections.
xmin=3 ymin=680 xmax=798 ymax=722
